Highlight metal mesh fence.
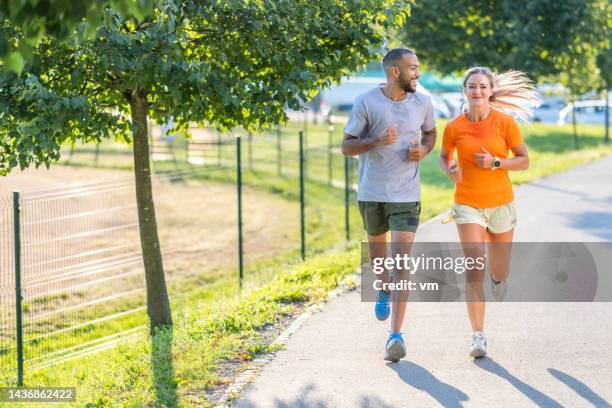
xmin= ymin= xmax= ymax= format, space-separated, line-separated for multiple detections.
xmin=66 ymin=116 xmax=356 ymax=189
xmin=0 ymin=116 xmax=361 ymax=383
xmin=18 ymin=181 xmax=147 ymax=371
xmin=0 ymin=195 xmax=16 ymax=384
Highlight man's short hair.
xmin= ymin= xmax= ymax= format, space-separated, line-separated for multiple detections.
xmin=382 ymin=48 xmax=415 ymax=73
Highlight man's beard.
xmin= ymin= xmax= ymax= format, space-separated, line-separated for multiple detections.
xmin=399 ymin=73 xmax=417 ymax=93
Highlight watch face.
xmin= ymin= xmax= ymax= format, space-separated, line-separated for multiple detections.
xmin=494 ymin=159 xmax=501 ymax=168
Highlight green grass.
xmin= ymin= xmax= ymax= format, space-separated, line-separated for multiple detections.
xmin=5 ymin=248 xmax=359 ymax=407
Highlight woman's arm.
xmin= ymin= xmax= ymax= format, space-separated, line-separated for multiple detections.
xmin=439 ymin=146 xmax=462 ymax=183
xmin=473 ymin=144 xmax=529 ymax=170
xmin=502 ymin=143 xmax=529 ymax=170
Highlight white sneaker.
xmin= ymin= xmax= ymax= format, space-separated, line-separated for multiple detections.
xmin=490 ymin=275 xmax=507 ymax=301
xmin=469 ymin=331 xmax=487 ymax=358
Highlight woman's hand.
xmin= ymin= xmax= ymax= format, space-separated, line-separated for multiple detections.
xmin=448 ymin=161 xmax=462 ymax=183
xmin=473 ymin=147 xmax=494 ymax=169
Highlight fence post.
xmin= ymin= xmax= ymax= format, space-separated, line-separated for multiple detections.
xmin=236 ymin=136 xmax=244 ymax=289
xmin=302 ymin=112 xmax=308 ymax=179
xmin=68 ymin=144 xmax=75 ymax=163
xmin=328 ymin=120 xmax=334 ymax=186
xmin=217 ymin=130 xmax=222 ymax=166
xmin=13 ymin=191 xmax=24 ymax=386
xmin=605 ymin=88 xmax=609 ymax=144
xmin=247 ymin=132 xmax=253 ymax=171
xmin=276 ymin=127 xmax=282 ymax=176
xmin=299 ymin=131 xmax=306 ymax=260
xmin=170 ymin=133 xmax=177 ymax=164
xmin=344 ymin=157 xmax=350 ymax=242
xmin=185 ymin=138 xmax=190 ymax=165
xmin=571 ymin=100 xmax=579 ymax=149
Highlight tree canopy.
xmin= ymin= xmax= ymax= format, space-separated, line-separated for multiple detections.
xmin=400 ymin=0 xmax=610 ymax=82
xmin=1 ymin=0 xmax=412 ymax=173
xmin=0 ymin=0 xmax=154 ymax=71
xmin=0 ymin=0 xmax=412 ymax=331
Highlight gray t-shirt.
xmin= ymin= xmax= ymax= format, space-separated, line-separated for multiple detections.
xmin=345 ymin=85 xmax=435 ymax=202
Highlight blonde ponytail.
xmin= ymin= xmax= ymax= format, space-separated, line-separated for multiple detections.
xmin=463 ymin=67 xmax=541 ymax=122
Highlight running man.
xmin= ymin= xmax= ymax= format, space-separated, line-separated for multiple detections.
xmin=341 ymin=48 xmax=436 ymax=362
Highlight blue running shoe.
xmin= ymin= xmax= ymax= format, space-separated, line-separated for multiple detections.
xmin=384 ymin=332 xmax=406 ymax=362
xmin=375 ymin=290 xmax=390 ymax=321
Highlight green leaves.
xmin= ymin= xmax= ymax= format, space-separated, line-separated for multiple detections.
xmin=1 ymin=0 xmax=411 ymax=174
xmin=5 ymin=51 xmax=23 ymax=72
xmin=401 ymin=0 xmax=610 ymax=83
xmin=0 ymin=0 xmax=156 ymax=68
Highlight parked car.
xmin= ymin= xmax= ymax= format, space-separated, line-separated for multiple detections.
xmin=557 ymin=100 xmax=612 ymax=125
xmin=532 ymin=98 xmax=566 ymax=123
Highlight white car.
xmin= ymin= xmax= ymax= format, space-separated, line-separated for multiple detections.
xmin=532 ymin=98 xmax=566 ymax=123
xmin=557 ymin=99 xmax=611 ymax=125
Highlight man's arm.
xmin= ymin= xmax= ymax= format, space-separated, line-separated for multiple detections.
xmin=341 ymin=126 xmax=398 ymax=156
xmin=408 ymin=127 xmax=437 ymax=161
xmin=341 ymin=133 xmax=378 ymax=156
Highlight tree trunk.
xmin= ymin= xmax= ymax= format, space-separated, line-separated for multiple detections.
xmin=128 ymin=90 xmax=172 ymax=334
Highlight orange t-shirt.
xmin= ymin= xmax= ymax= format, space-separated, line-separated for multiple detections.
xmin=442 ymin=109 xmax=524 ymax=208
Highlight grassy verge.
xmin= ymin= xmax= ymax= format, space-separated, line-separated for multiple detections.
xmin=0 ymin=160 xmax=365 ymax=380
xmin=9 ymin=247 xmax=359 ymax=407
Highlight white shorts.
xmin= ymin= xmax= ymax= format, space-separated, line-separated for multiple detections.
xmin=451 ymin=202 xmax=517 ymax=233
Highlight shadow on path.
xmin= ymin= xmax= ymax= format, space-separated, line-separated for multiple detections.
xmin=564 ymin=211 xmax=612 ymax=240
xmin=237 ymin=383 xmax=399 ymax=408
xmin=527 ymin=182 xmax=599 ymax=200
xmin=548 ymin=368 xmax=612 ymax=408
xmin=389 ymin=361 xmax=469 ymax=408
xmin=474 ymin=358 xmax=562 ymax=408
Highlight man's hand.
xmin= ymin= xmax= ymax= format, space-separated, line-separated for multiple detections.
xmin=376 ymin=125 xmax=398 ymax=146
xmin=473 ymin=147 xmax=494 ymax=169
xmin=408 ymin=138 xmax=428 ymax=161
xmin=447 ymin=161 xmax=462 ymax=183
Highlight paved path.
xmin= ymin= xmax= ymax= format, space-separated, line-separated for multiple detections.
xmin=234 ymin=157 xmax=612 ymax=408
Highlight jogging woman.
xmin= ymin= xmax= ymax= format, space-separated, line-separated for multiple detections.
xmin=439 ymin=67 xmax=539 ymax=358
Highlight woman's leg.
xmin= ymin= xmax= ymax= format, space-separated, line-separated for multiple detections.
xmin=457 ymin=223 xmax=487 ymax=332
xmin=486 ymin=228 xmax=514 ymax=282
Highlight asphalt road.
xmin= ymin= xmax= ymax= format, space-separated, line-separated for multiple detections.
xmin=234 ymin=156 xmax=612 ymax=408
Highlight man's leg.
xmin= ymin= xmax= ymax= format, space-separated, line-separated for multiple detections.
xmin=383 ymin=201 xmax=420 ymax=362
xmin=359 ymin=201 xmax=392 ymax=321
xmin=368 ymin=232 xmax=390 ymax=289
xmin=368 ymin=231 xmax=392 ymax=321
xmin=389 ymin=230 xmax=415 ymax=333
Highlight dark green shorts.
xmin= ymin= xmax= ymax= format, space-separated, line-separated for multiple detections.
xmin=358 ymin=201 xmax=421 ymax=235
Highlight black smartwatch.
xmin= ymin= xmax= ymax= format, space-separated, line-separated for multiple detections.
xmin=491 ymin=157 xmax=501 ymax=170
